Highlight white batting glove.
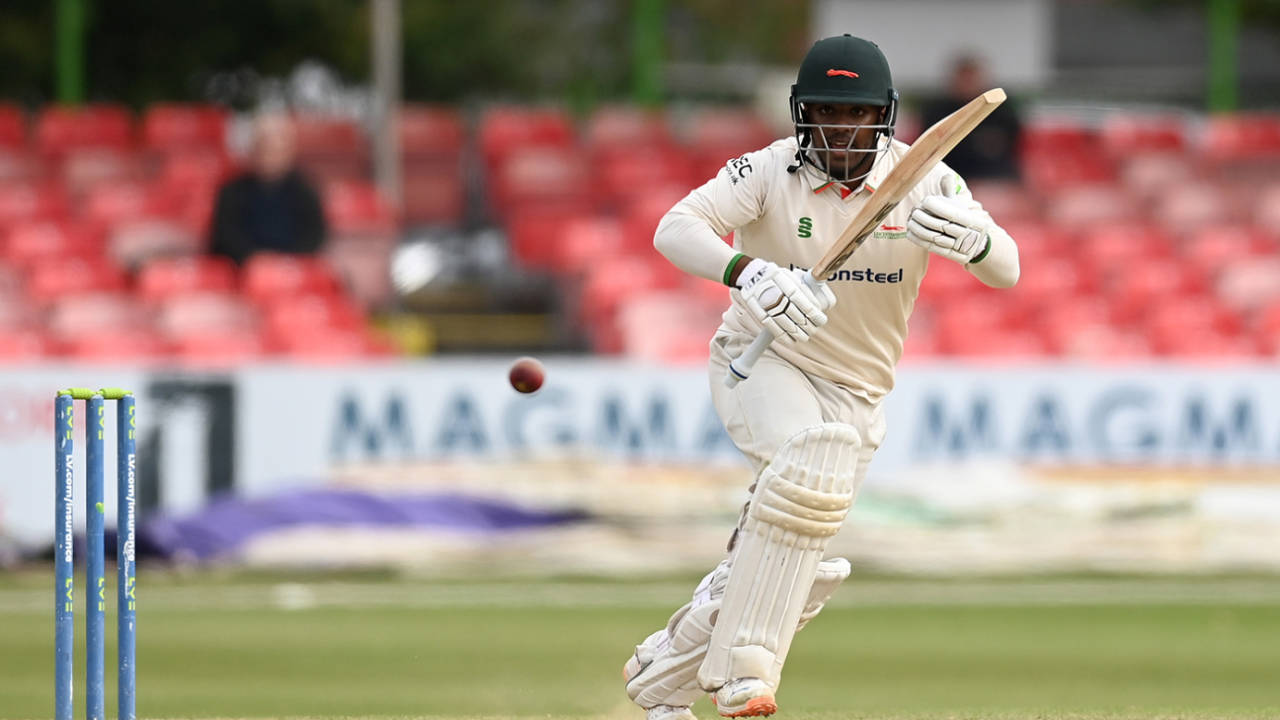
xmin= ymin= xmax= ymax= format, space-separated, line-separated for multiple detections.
xmin=735 ymin=258 xmax=836 ymax=345
xmin=906 ymin=174 xmax=993 ymax=264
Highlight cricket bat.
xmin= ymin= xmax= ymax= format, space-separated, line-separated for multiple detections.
xmin=724 ymin=87 xmax=1007 ymax=387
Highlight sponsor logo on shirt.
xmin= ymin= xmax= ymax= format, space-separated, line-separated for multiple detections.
xmin=797 ymin=217 xmax=813 ymax=238
xmin=872 ymin=224 xmax=907 ymax=240
xmin=790 ymin=263 xmax=904 ymax=284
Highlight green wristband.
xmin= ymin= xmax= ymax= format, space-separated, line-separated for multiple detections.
xmin=723 ymin=252 xmax=745 ymax=286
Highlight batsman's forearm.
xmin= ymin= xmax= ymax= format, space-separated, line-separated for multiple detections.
xmin=966 ymin=224 xmax=1020 ymax=288
xmin=654 ymin=210 xmax=744 ymax=286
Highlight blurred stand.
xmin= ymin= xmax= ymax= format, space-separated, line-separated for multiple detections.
xmin=208 ymin=112 xmax=327 ymax=265
xmin=919 ymin=53 xmax=1023 ymax=181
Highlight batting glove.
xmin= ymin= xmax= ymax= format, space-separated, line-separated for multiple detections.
xmin=736 ymin=258 xmax=836 ymax=345
xmin=906 ymin=174 xmax=994 ymax=264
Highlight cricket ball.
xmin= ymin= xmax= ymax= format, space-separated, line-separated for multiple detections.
xmin=508 ymin=356 xmax=545 ymax=394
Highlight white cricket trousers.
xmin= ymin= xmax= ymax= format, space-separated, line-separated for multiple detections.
xmin=709 ymin=331 xmax=886 ymax=484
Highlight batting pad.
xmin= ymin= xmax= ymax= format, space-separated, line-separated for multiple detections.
xmin=626 ymin=557 xmax=850 ymax=708
xmin=697 ymin=423 xmax=860 ymax=691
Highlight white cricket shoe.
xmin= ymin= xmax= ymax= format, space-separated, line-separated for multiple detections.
xmin=645 ymin=704 xmax=697 ymax=720
xmin=711 ymin=678 xmax=776 ymax=718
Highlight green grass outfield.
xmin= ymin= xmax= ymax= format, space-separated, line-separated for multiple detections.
xmin=1 ymin=570 xmax=1278 ymax=720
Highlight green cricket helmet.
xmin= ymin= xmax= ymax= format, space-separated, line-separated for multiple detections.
xmin=789 ymin=34 xmax=899 ymax=183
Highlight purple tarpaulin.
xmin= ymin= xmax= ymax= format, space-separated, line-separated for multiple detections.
xmin=135 ymin=489 xmax=589 ymax=560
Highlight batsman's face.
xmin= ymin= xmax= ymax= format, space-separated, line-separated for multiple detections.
xmin=804 ymin=103 xmax=884 ymax=175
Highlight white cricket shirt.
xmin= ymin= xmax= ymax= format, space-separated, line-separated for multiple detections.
xmin=655 ymin=135 xmax=1002 ymax=402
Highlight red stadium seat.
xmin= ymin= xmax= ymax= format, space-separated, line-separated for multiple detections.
xmin=1256 ymin=303 xmax=1280 ymax=353
xmin=109 ymin=218 xmax=202 ymax=267
xmin=596 ymin=149 xmax=695 ymax=208
xmin=323 ymin=180 xmax=398 ymax=235
xmin=141 ymin=104 xmax=228 ymax=152
xmin=1153 ymin=182 xmax=1236 ymax=236
xmin=61 ymin=148 xmax=147 ymax=197
xmin=1014 ymin=256 xmax=1097 ymax=301
xmin=159 ymin=148 xmax=232 ymax=191
xmin=1019 ymin=119 xmax=1095 ymax=157
xmin=1215 ymin=257 xmax=1280 ymax=314
xmin=942 ymin=328 xmax=1050 ymax=358
xmin=399 ymin=105 xmax=464 ymax=160
xmin=84 ymin=182 xmax=175 ymax=228
xmin=170 ymin=331 xmax=268 ymax=366
xmin=492 ymin=146 xmax=592 ymax=213
xmin=272 ymin=326 xmax=385 ymax=360
xmin=1144 ymin=294 xmax=1242 ymax=352
xmin=932 ymin=294 xmax=1014 ymax=353
xmin=2 ymin=220 xmax=102 ymax=267
xmin=156 ymin=292 xmax=260 ymax=339
xmin=1107 ymin=258 xmax=1205 ymax=325
xmin=1079 ymin=223 xmax=1172 ymax=277
xmin=242 ymin=253 xmax=341 ymax=304
xmin=967 ymin=181 xmax=1041 ymax=224
xmin=0 ymin=150 xmax=45 ymax=183
xmin=136 ymin=256 xmax=238 ymax=303
xmin=618 ymin=289 xmax=720 ymax=363
xmin=60 ymin=329 xmax=169 ymax=361
xmin=579 ymin=254 xmax=683 ymax=353
xmin=506 ymin=206 xmax=591 ymax=270
xmin=918 ymin=254 xmax=980 ymax=298
xmin=555 ymin=215 xmax=624 ymax=274
xmin=1100 ymin=113 xmax=1189 ymax=157
xmin=684 ymin=107 xmax=778 ymax=182
xmin=1045 ymin=184 xmax=1138 ymax=230
xmin=0 ymin=104 xmax=26 ymax=148
xmin=1055 ymin=324 xmax=1155 ymax=360
xmin=585 ymin=106 xmax=674 ymax=153
xmin=0 ymin=329 xmax=49 ymax=361
xmin=1149 ymin=325 xmax=1260 ymax=358
xmin=25 ymin=257 xmax=127 ymax=306
xmin=1182 ymin=226 xmax=1270 ymax=276
xmin=35 ymin=105 xmax=134 ymax=154
xmin=478 ymin=106 xmax=575 ymax=168
xmin=998 ymin=221 xmax=1069 ymax=258
xmin=1119 ymin=152 xmax=1196 ymax=200
xmin=1255 ymin=183 xmax=1280 ymax=238
xmin=1036 ymin=297 xmax=1117 ymax=354
xmin=263 ymin=292 xmax=363 ymax=334
xmin=1201 ymin=114 xmax=1280 ymax=163
xmin=620 ymin=188 xmax=691 ymax=257
xmin=48 ymin=292 xmax=147 ymax=340
xmin=0 ymin=182 xmax=69 ymax=224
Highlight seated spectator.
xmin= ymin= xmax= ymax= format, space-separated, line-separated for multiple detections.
xmin=920 ymin=53 xmax=1023 ymax=181
xmin=209 ymin=112 xmax=327 ymax=264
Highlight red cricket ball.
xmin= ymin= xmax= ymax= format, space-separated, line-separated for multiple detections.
xmin=508 ymin=356 xmax=545 ymax=394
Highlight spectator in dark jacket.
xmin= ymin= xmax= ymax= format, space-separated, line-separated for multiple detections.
xmin=920 ymin=54 xmax=1023 ymax=181
xmin=209 ymin=112 xmax=327 ymax=264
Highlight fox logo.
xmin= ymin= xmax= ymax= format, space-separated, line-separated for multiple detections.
xmin=797 ymin=217 xmax=813 ymax=238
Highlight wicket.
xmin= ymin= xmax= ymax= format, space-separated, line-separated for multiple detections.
xmin=55 ymin=388 xmax=137 ymax=720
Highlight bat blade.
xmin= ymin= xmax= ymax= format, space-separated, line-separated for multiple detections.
xmin=813 ymin=87 xmax=1006 ymax=278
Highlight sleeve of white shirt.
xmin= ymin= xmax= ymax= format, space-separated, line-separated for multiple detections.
xmin=653 ymin=147 xmax=775 ymax=285
xmin=948 ymin=176 xmax=1021 ymax=289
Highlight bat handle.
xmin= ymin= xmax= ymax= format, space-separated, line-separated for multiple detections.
xmin=724 ymin=329 xmax=774 ymax=388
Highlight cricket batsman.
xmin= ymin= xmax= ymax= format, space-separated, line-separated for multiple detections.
xmin=622 ymin=34 xmax=1021 ymax=719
